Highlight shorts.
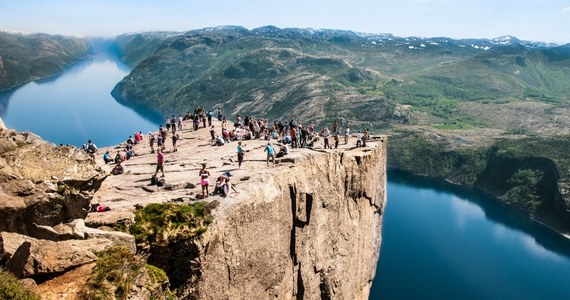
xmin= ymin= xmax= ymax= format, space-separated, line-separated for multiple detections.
xmin=200 ymin=178 xmax=210 ymax=186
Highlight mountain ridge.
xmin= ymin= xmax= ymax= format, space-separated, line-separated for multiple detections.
xmin=110 ymin=26 xmax=570 ymax=131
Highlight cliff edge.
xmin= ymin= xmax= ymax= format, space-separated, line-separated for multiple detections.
xmin=91 ymin=118 xmax=387 ymax=299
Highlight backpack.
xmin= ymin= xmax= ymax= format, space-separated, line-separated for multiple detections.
xmin=88 ymin=143 xmax=97 ymax=153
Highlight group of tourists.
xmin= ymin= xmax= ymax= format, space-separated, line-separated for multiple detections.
xmin=87 ymin=105 xmax=371 ymax=201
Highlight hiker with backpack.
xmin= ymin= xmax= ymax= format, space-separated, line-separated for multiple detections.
xmin=86 ymin=139 xmax=97 ymax=160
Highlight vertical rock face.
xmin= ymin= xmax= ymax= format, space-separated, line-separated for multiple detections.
xmin=191 ymin=139 xmax=387 ymax=299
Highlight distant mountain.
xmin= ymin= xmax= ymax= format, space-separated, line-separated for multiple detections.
xmin=111 ymin=26 xmax=570 ymax=129
xmin=0 ymin=32 xmax=89 ymax=91
xmin=111 ymin=31 xmax=182 ymax=67
xmin=111 ymin=26 xmax=394 ymax=127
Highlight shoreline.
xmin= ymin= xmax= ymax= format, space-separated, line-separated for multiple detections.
xmin=387 ymin=168 xmax=570 ymax=241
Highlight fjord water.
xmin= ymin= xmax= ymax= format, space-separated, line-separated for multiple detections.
xmin=0 ymin=53 xmax=162 ymax=147
xmin=371 ymin=172 xmax=570 ymax=300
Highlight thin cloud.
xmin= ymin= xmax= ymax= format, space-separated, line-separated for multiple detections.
xmin=563 ymin=6 xmax=570 ymax=12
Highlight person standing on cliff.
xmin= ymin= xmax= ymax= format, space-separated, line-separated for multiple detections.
xmin=237 ymin=141 xmax=246 ymax=168
xmin=154 ymin=149 xmax=165 ymax=178
xmin=207 ymin=110 xmax=213 ymax=126
xmin=149 ymin=132 xmax=156 ymax=154
xmin=178 ymin=114 xmax=183 ymax=130
xmin=86 ymin=139 xmax=97 ymax=160
xmin=362 ymin=128 xmax=369 ymax=147
xmin=344 ymin=125 xmax=350 ymax=145
xmin=265 ymin=142 xmax=276 ymax=166
xmin=216 ymin=107 xmax=222 ymax=121
xmin=322 ymin=127 xmax=331 ymax=149
xmin=171 ymin=132 xmax=179 ymax=152
xmin=199 ymin=163 xmax=211 ymax=198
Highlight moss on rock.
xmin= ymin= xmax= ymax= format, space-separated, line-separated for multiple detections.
xmin=129 ymin=202 xmax=213 ymax=249
xmin=81 ymin=246 xmax=174 ymax=300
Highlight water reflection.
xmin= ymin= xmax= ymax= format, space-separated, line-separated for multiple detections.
xmin=371 ymin=171 xmax=570 ymax=300
xmin=0 ymin=89 xmax=15 ymax=117
xmin=0 ymin=48 xmax=162 ymax=147
xmin=388 ymin=171 xmax=570 ymax=259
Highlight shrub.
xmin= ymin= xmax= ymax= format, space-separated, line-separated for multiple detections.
xmin=81 ymin=247 xmax=174 ymax=300
xmin=0 ymin=270 xmax=40 ymax=300
xmin=129 ymin=202 xmax=213 ymax=249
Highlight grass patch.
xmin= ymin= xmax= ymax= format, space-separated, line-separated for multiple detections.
xmin=81 ymin=247 xmax=174 ymax=300
xmin=0 ymin=270 xmax=40 ymax=300
xmin=129 ymin=202 xmax=213 ymax=249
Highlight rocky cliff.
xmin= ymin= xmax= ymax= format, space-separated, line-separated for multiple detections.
xmin=190 ymin=144 xmax=386 ymax=299
xmin=0 ymin=121 xmax=136 ymax=296
xmin=88 ymin=118 xmax=387 ymax=299
xmin=0 ymin=116 xmax=386 ymax=299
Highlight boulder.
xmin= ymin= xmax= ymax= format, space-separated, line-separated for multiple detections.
xmin=0 ymin=232 xmax=112 ymax=277
xmin=0 ymin=127 xmax=106 ymax=240
xmin=85 ymin=210 xmax=135 ymax=228
xmin=83 ymin=227 xmax=136 ymax=253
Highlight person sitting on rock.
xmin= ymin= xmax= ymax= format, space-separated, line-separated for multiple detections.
xmin=214 ymin=136 xmax=225 ymax=146
xmin=111 ymin=160 xmax=124 ymax=175
xmin=213 ymin=172 xmax=238 ymax=197
xmin=103 ymin=151 xmax=113 ymax=164
xmin=213 ymin=174 xmax=227 ymax=196
xmin=114 ymin=150 xmax=125 ymax=164
xmin=126 ymin=148 xmax=135 ymax=160
xmin=283 ymin=134 xmax=292 ymax=145
xmin=276 ymin=144 xmax=289 ymax=158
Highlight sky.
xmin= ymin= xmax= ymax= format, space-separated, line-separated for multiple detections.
xmin=1 ymin=0 xmax=570 ymax=44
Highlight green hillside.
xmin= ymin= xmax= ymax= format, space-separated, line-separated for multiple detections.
xmin=0 ymin=32 xmax=89 ymax=91
xmin=112 ymin=27 xmax=393 ymax=127
xmin=112 ymin=27 xmax=570 ymax=130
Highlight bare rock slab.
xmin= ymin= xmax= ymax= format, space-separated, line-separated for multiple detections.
xmin=0 ymin=231 xmax=112 ymax=277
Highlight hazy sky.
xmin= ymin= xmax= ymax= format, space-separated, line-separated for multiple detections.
xmin=1 ymin=0 xmax=569 ymax=43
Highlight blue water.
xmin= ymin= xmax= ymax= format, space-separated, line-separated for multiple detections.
xmin=0 ymin=52 xmax=163 ymax=147
xmin=371 ymin=172 xmax=570 ymax=300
